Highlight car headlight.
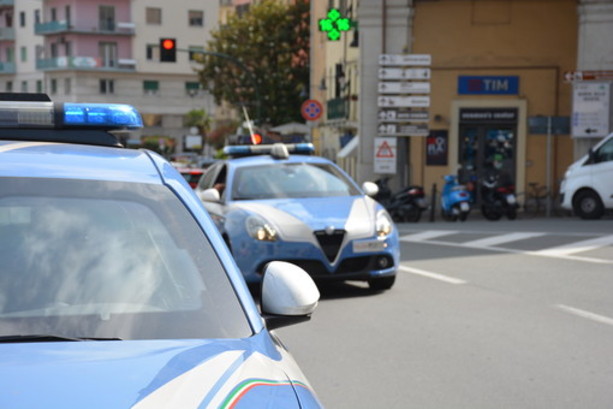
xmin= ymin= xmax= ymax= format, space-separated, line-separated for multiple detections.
xmin=245 ymin=214 xmax=277 ymax=241
xmin=376 ymin=210 xmax=393 ymax=237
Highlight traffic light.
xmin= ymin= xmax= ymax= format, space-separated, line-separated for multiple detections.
xmin=160 ymin=38 xmax=176 ymax=62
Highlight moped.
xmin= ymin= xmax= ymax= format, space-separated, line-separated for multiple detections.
xmin=480 ymin=173 xmax=519 ymax=221
xmin=374 ymin=177 xmax=429 ymax=222
xmin=440 ymin=174 xmax=471 ymax=222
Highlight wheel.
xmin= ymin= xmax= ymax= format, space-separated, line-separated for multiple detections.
xmin=573 ymin=190 xmax=604 ymax=220
xmin=458 ymin=211 xmax=468 ymax=222
xmin=506 ymin=208 xmax=517 ymax=220
xmin=405 ymin=207 xmax=422 ymax=223
xmin=481 ymin=204 xmax=502 ymax=221
xmin=368 ymin=275 xmax=396 ymax=291
xmin=453 ymin=204 xmax=466 ymax=222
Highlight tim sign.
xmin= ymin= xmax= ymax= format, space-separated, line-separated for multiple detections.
xmin=458 ymin=76 xmax=519 ymax=95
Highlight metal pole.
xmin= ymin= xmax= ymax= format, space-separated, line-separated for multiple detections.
xmin=546 ymin=116 xmax=552 ymax=217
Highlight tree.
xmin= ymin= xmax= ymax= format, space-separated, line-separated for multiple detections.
xmin=195 ymin=0 xmax=310 ymax=126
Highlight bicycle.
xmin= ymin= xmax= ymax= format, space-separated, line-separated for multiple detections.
xmin=517 ymin=182 xmax=568 ymax=218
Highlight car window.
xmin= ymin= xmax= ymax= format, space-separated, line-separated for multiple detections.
xmin=0 ymin=177 xmax=252 ymax=340
xmin=595 ymin=137 xmax=613 ymax=163
xmin=231 ymin=162 xmax=360 ymax=200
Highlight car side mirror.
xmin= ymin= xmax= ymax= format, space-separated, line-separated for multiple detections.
xmin=199 ymin=188 xmax=220 ymax=202
xmin=362 ymin=181 xmax=379 ymax=197
xmin=261 ymin=261 xmax=320 ymax=330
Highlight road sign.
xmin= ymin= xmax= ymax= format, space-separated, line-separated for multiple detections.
xmin=564 ymin=70 xmax=613 ymax=82
xmin=379 ymin=54 xmax=431 ymax=66
xmin=379 ymin=68 xmax=431 ymax=80
xmin=378 ymin=123 xmax=429 ymax=137
xmin=378 ymin=81 xmax=430 ymax=94
xmin=374 ymin=137 xmax=397 ymax=174
xmin=378 ymin=109 xmax=430 ymax=123
xmin=378 ymin=96 xmax=430 ymax=108
xmin=301 ymin=99 xmax=323 ymax=121
xmin=572 ymin=82 xmax=611 ymax=138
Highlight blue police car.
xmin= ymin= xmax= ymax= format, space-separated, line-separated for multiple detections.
xmin=0 ymin=95 xmax=324 ymax=409
xmin=195 ymin=143 xmax=400 ymax=290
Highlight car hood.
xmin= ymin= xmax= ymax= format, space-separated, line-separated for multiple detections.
xmin=0 ymin=334 xmax=319 ymax=409
xmin=232 ymin=196 xmax=379 ymax=239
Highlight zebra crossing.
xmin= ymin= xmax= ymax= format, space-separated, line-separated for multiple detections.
xmin=400 ymin=230 xmax=613 ymax=264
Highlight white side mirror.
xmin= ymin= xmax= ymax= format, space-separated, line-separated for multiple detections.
xmin=199 ymin=188 xmax=220 ymax=202
xmin=362 ymin=181 xmax=379 ymax=197
xmin=261 ymin=261 xmax=319 ymax=327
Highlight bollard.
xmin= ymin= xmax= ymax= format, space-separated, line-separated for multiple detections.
xmin=430 ymin=183 xmax=437 ymax=222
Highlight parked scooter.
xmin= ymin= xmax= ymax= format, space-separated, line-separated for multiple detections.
xmin=374 ymin=177 xmax=429 ymax=222
xmin=480 ymin=173 xmax=519 ymax=221
xmin=440 ymin=174 xmax=471 ymax=222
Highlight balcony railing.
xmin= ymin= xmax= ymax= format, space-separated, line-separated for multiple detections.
xmin=0 ymin=0 xmax=15 ymax=7
xmin=35 ymin=21 xmax=135 ymax=35
xmin=0 ymin=61 xmax=15 ymax=74
xmin=0 ymin=27 xmax=14 ymax=41
xmin=36 ymin=56 xmax=136 ymax=71
xmin=327 ymin=97 xmax=348 ymax=120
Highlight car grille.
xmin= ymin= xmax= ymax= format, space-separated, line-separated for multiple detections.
xmin=281 ymin=255 xmax=394 ymax=278
xmin=313 ymin=229 xmax=345 ymax=262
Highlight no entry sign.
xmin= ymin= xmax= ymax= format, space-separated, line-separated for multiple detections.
xmin=301 ymin=99 xmax=323 ymax=121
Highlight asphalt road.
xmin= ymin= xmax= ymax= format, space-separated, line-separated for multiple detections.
xmin=276 ymin=216 xmax=613 ymax=409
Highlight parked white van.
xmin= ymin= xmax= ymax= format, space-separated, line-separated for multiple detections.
xmin=560 ymin=132 xmax=613 ymax=219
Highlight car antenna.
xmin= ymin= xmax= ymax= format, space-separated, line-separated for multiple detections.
xmin=242 ymin=106 xmax=258 ymax=145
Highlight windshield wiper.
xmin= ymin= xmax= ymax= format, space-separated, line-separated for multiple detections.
xmin=0 ymin=334 xmax=122 ymax=343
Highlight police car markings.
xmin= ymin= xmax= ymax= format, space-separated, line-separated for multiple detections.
xmin=400 ymin=231 xmax=613 ymax=265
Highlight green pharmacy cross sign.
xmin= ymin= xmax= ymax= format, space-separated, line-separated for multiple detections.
xmin=319 ymin=8 xmax=352 ymax=41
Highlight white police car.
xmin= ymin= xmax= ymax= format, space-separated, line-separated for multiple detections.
xmin=0 ymin=94 xmax=324 ymax=409
xmin=195 ymin=143 xmax=400 ymax=290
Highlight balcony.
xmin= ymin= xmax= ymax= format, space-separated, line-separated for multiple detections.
xmin=0 ymin=27 xmax=14 ymax=41
xmin=0 ymin=0 xmax=14 ymax=7
xmin=36 ymin=56 xmax=136 ymax=72
xmin=0 ymin=61 xmax=15 ymax=74
xmin=35 ymin=21 xmax=135 ymax=36
xmin=327 ymin=97 xmax=348 ymax=120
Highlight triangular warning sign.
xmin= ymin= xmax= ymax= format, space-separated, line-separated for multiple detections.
xmin=376 ymin=141 xmax=395 ymax=158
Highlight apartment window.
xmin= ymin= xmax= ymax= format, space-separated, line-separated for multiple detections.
xmin=21 ymin=81 xmax=27 ymax=93
xmin=99 ymin=79 xmax=114 ymax=94
xmin=6 ymin=47 xmax=13 ymax=63
xmin=143 ymin=80 xmax=159 ymax=95
xmin=20 ymin=11 xmax=25 ymax=27
xmin=146 ymin=8 xmax=162 ymax=25
xmin=20 ymin=46 xmax=26 ymax=62
xmin=36 ymin=80 xmax=43 ymax=93
xmin=50 ymin=79 xmax=57 ymax=95
xmin=189 ymin=46 xmax=204 ymax=61
xmin=188 ymin=10 xmax=204 ymax=27
xmin=50 ymin=43 xmax=58 ymax=58
xmin=65 ymin=5 xmax=71 ymax=27
xmin=99 ymin=42 xmax=117 ymax=67
xmin=51 ymin=8 xmax=57 ymax=22
xmin=34 ymin=10 xmax=41 ymax=25
xmin=185 ymin=82 xmax=200 ymax=97
xmin=146 ymin=44 xmax=155 ymax=61
xmin=5 ymin=81 xmax=12 ymax=92
xmin=99 ymin=5 xmax=115 ymax=31
xmin=64 ymin=78 xmax=71 ymax=95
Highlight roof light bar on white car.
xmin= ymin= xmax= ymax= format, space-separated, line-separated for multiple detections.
xmin=224 ymin=143 xmax=315 ymax=158
xmin=0 ymin=101 xmax=143 ymax=130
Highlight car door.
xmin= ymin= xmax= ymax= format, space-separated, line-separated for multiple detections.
xmin=196 ymin=162 xmax=228 ymax=232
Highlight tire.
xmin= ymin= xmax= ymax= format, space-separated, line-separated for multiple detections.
xmin=481 ymin=204 xmax=502 ymax=221
xmin=506 ymin=208 xmax=517 ymax=220
xmin=573 ymin=190 xmax=604 ymax=220
xmin=405 ymin=206 xmax=422 ymax=223
xmin=368 ymin=275 xmax=396 ymax=291
xmin=454 ymin=204 xmax=467 ymax=222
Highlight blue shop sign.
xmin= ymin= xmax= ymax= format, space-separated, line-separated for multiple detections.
xmin=458 ymin=76 xmax=519 ymax=95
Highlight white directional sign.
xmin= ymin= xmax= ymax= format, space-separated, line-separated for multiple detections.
xmin=378 ymin=81 xmax=430 ymax=94
xmin=378 ymin=123 xmax=428 ymax=137
xmin=378 ymin=109 xmax=429 ymax=123
xmin=379 ymin=54 xmax=432 ymax=66
xmin=572 ymin=82 xmax=611 ymax=138
xmin=379 ymin=68 xmax=431 ymax=80
xmin=378 ymin=96 xmax=430 ymax=108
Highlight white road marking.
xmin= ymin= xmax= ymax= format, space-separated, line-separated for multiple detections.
xmin=399 ymin=265 xmax=467 ymax=285
xmin=463 ymin=232 xmax=546 ymax=247
xmin=556 ymin=304 xmax=613 ymax=327
xmin=533 ymin=234 xmax=613 ymax=256
xmin=400 ymin=230 xmax=456 ymax=241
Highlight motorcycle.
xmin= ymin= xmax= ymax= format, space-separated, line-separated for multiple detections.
xmin=440 ymin=174 xmax=471 ymax=222
xmin=480 ymin=173 xmax=519 ymax=221
xmin=374 ymin=177 xmax=429 ymax=223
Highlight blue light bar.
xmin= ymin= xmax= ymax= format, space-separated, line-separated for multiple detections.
xmin=224 ymin=143 xmax=315 ymax=157
xmin=0 ymin=101 xmax=143 ymax=130
xmin=63 ymin=103 xmax=143 ymax=129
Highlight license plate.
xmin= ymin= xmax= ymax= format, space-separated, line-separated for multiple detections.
xmin=353 ymin=240 xmax=387 ymax=253
xmin=506 ymin=194 xmax=516 ymax=204
xmin=460 ymin=202 xmax=469 ymax=211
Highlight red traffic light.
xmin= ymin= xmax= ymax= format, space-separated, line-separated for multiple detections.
xmin=161 ymin=39 xmax=175 ymax=50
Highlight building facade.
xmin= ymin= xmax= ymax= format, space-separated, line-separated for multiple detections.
xmin=0 ymin=0 xmax=219 ymax=151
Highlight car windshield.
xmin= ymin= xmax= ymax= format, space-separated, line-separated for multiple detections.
xmin=0 ymin=177 xmax=252 ymax=340
xmin=231 ymin=162 xmax=360 ymax=200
